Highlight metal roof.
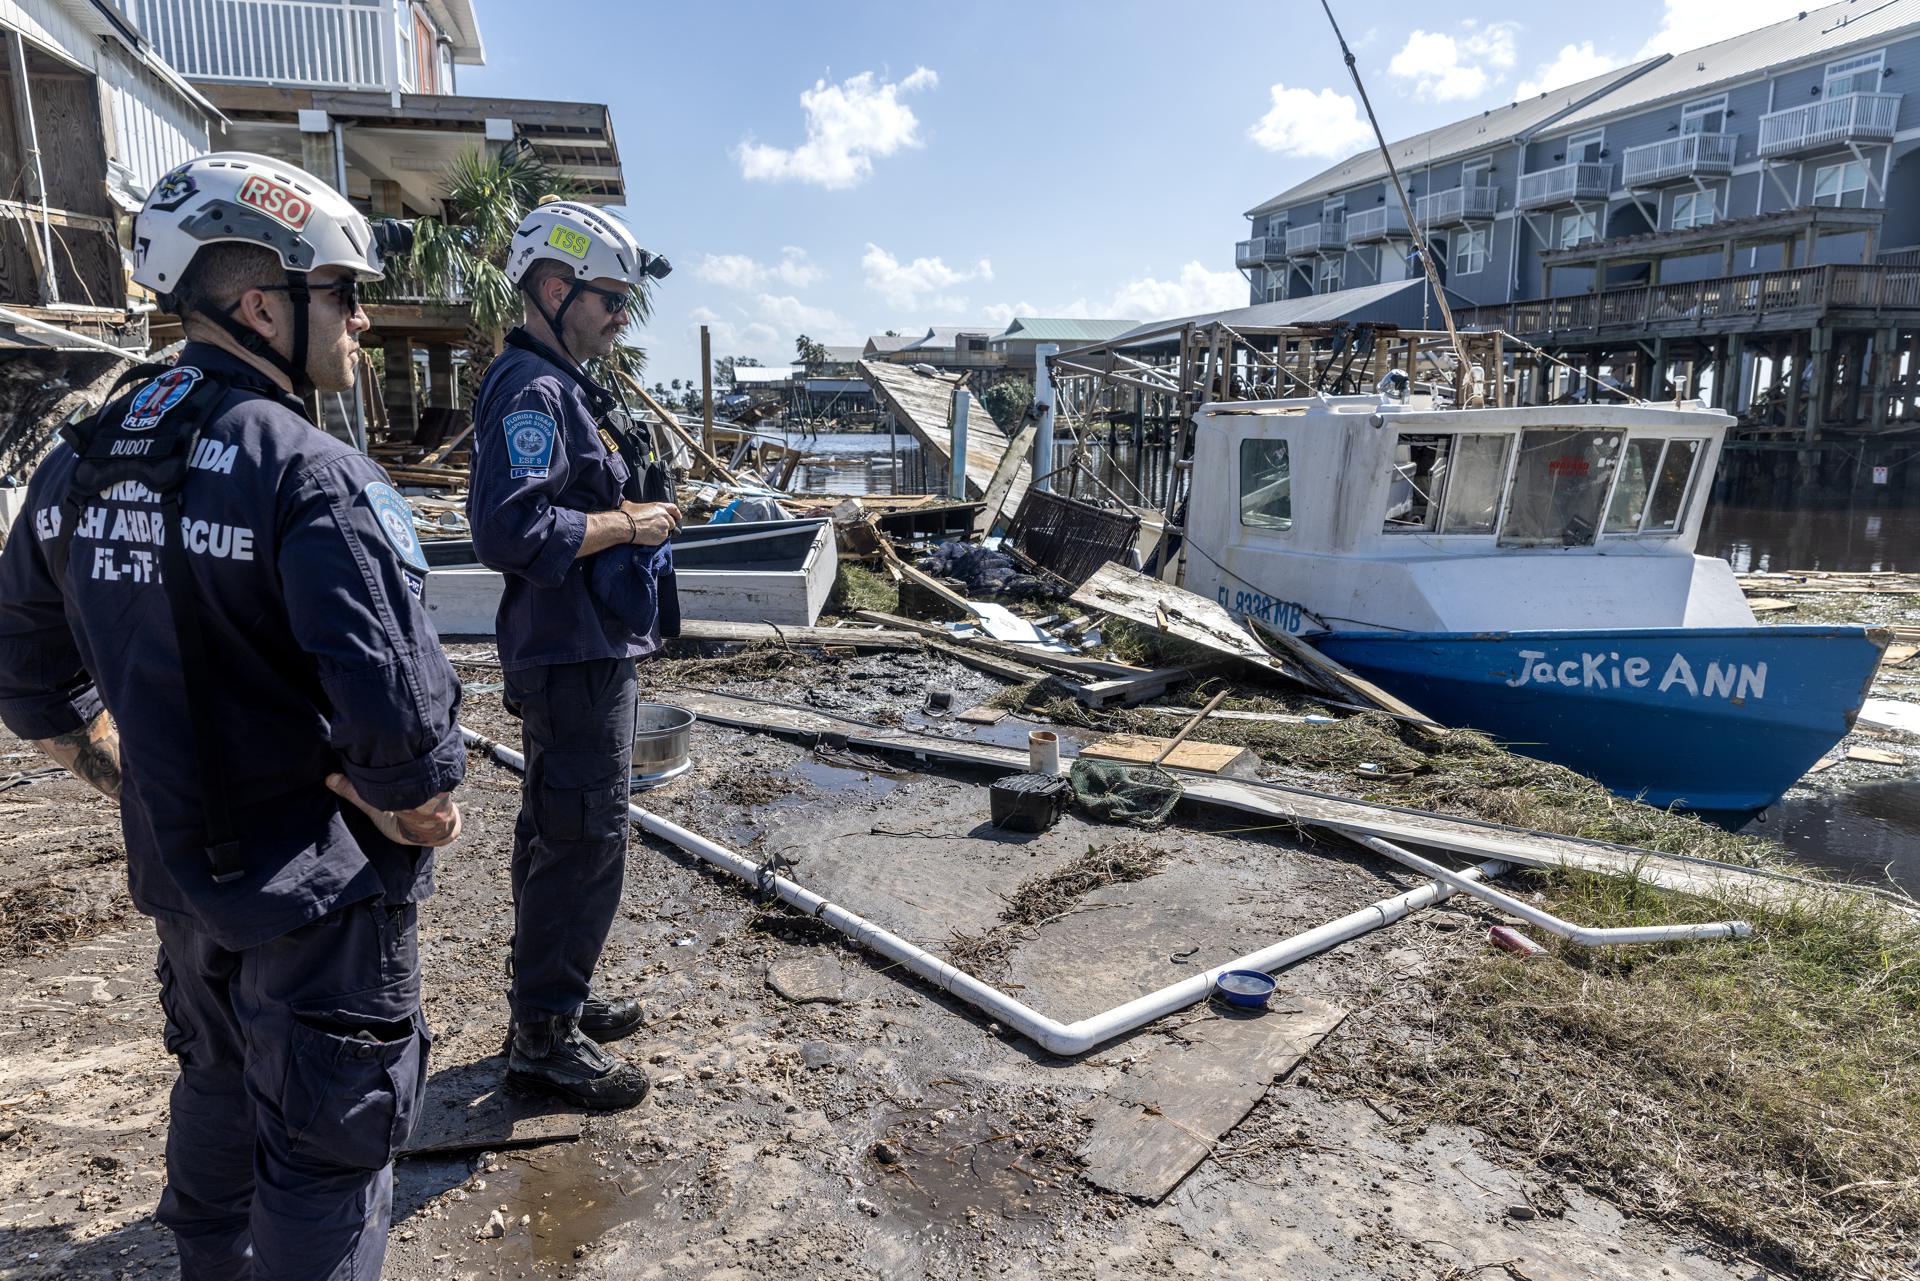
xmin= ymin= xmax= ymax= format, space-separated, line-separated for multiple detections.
xmin=991 ymin=317 xmax=1141 ymax=344
xmin=1246 ymin=59 xmax=1660 ymax=218
xmin=902 ymin=326 xmax=993 ymax=350
xmin=1552 ymin=0 xmax=1920 ymax=132
xmin=863 ymin=335 xmax=917 ymax=353
xmin=1104 ymin=278 xmax=1472 ymax=346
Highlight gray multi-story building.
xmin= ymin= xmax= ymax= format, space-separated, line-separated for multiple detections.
xmin=1237 ymin=0 xmax=1920 ymax=436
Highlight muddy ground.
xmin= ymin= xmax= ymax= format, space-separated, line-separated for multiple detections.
xmin=0 ymin=641 xmax=1862 ymax=1280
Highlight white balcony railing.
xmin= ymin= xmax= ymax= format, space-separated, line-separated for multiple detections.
xmin=1516 ymin=161 xmax=1613 ymax=209
xmin=1345 ymin=205 xmax=1410 ymax=242
xmin=1234 ymin=236 xmax=1288 ymax=267
xmin=1285 ymin=220 xmax=1346 ymax=255
xmin=1622 ymin=133 xmax=1737 ymax=187
xmin=1759 ymin=92 xmax=1901 ymax=158
xmin=1414 ymin=184 xmax=1500 ymax=226
xmin=128 ymin=0 xmax=403 ymax=92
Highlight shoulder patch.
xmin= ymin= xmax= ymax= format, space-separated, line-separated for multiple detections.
xmin=123 ymin=366 xmax=203 ymax=432
xmin=364 ymin=481 xmax=429 ymax=573
xmin=504 ymin=409 xmax=557 ymax=479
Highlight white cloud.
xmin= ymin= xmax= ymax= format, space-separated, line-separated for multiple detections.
xmin=735 ymin=68 xmax=938 ymax=190
xmin=688 ymin=293 xmax=857 ymax=368
xmin=1637 ymin=0 xmax=1810 ymax=57
xmin=1388 ymin=22 xmax=1518 ymax=101
xmin=861 ymin=242 xmax=992 ymax=310
xmin=1517 ymin=42 xmax=1616 ymax=99
xmin=1105 ymin=262 xmax=1248 ymax=321
xmin=693 ymin=247 xmax=825 ymax=290
xmin=979 ymin=262 xmax=1247 ymax=330
xmin=1247 ymin=84 xmax=1375 ymax=159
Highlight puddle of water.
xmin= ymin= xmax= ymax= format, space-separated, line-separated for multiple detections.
xmin=1701 ymin=505 xmax=1920 ymax=574
xmin=868 ymin=1108 xmax=1054 ymax=1231
xmin=458 ymin=1141 xmax=694 ymax=1276
xmin=795 ymin=757 xmax=903 ymax=799
xmin=1736 ymin=778 xmax=1920 ymax=897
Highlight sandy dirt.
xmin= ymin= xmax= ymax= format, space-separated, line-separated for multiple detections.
xmin=0 ymin=646 xmax=1793 ymax=1280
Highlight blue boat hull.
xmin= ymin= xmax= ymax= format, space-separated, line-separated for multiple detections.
xmin=1313 ymin=626 xmax=1888 ymax=810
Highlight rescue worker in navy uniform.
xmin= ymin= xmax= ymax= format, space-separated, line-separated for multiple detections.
xmin=0 ymin=152 xmax=464 ymax=1279
xmin=467 ymin=199 xmax=679 ymax=1111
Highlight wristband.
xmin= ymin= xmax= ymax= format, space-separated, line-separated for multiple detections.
xmin=623 ymin=510 xmax=641 ymax=544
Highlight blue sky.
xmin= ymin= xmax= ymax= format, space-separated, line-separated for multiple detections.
xmin=458 ymin=0 xmax=1802 ymax=385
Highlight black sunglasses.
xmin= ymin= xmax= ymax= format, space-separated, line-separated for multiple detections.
xmin=575 ymin=281 xmax=636 ymax=316
xmin=252 ymin=279 xmax=364 ymax=310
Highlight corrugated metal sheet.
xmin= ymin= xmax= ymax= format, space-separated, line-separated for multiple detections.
xmin=1107 ymin=277 xmax=1471 ymax=345
xmin=992 ymin=317 xmax=1141 ymax=344
xmin=1553 ymin=0 xmax=1920 ymax=130
xmin=1247 ymin=59 xmax=1660 ymax=217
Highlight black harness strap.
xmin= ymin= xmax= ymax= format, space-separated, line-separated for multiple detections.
xmin=51 ymin=367 xmax=248 ymax=884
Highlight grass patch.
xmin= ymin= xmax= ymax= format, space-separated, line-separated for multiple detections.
xmin=1322 ymin=875 xmax=1920 ymax=1280
xmin=830 ymin=563 xmax=899 ymax=616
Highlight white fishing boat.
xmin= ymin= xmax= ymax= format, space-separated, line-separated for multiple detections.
xmin=1179 ymin=392 xmax=1889 ymax=810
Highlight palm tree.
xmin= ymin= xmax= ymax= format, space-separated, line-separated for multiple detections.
xmin=372 ymin=146 xmax=651 ymax=392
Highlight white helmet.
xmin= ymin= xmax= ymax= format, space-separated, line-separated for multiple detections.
xmin=133 ymin=151 xmax=393 ymax=296
xmin=506 ymin=199 xmax=670 ymax=290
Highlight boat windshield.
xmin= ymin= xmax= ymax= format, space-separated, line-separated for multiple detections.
xmin=1604 ymin=437 xmax=1706 ymax=535
xmin=1383 ymin=433 xmax=1511 ymax=535
xmin=1498 ymin=429 xmax=1624 ymax=547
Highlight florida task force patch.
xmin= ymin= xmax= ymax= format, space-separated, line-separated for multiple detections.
xmin=504 ymin=409 xmax=557 ymax=479
xmin=364 ymin=481 xmax=429 ymax=574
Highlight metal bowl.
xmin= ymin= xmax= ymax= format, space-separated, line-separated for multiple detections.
xmin=631 ymin=702 xmax=696 ymax=789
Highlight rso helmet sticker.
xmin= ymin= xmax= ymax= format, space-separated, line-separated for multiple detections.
xmin=123 ymin=367 xmax=203 ymax=432
xmin=364 ymin=482 xmax=429 ymax=573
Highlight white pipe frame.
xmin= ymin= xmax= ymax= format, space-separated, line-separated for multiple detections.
xmin=1354 ymin=835 xmax=1753 ymax=946
xmin=461 ymin=727 xmax=1506 ymax=1057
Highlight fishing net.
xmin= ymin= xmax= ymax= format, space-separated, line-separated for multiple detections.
xmin=1068 ymin=759 xmax=1183 ymax=829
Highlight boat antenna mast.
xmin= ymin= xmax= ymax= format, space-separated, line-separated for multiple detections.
xmin=1318 ymin=0 xmax=1474 ymax=401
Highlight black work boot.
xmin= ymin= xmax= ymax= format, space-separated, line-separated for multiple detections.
xmin=507 ymin=1015 xmax=651 ymax=1111
xmin=579 ymin=992 xmax=644 ymax=1043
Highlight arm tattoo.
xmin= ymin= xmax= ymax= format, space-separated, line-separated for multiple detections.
xmin=38 ymin=712 xmax=123 ymax=801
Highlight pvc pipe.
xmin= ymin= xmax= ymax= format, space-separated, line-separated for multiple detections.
xmin=0 ymin=305 xmax=143 ymax=359
xmin=949 ymin=386 xmax=969 ymax=500
xmin=1028 ymin=730 xmax=1060 ymax=775
xmin=1354 ymin=835 xmax=1752 ymax=946
xmin=461 ymin=725 xmax=1504 ymax=1057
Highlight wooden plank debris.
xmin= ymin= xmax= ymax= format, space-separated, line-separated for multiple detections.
xmin=860 ymin=359 xmax=1030 ymax=512
xmin=402 ymin=1060 xmax=583 ymax=1157
xmin=1847 ymin=745 xmax=1907 ymax=765
xmin=956 ymin=705 xmax=1009 ymax=725
xmin=1856 ymin=699 xmax=1920 ymax=738
xmin=1070 ymin=562 xmax=1321 ymax=692
xmin=1082 ymin=733 xmax=1259 ymax=778
xmin=1076 ymin=997 xmax=1346 ymax=1202
xmin=1738 ymin=571 xmax=1920 ymax=596
xmin=1247 ymin=617 xmax=1446 ymax=735
xmin=1747 ymin=597 xmax=1799 ymax=613
xmin=675 ymin=619 xmax=921 ymax=650
xmin=664 ymin=689 xmax=1892 ymax=912
xmin=1882 ymin=643 xmax=1916 ymax=667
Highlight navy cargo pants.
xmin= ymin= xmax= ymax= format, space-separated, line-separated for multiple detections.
xmin=154 ymin=901 xmax=428 ymax=1280
xmin=503 ymin=656 xmax=636 ymax=1022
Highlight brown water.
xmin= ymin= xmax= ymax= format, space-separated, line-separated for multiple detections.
xmin=1700 ymin=505 xmax=1920 ymax=573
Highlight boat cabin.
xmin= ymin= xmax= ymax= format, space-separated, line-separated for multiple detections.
xmin=1186 ymin=398 xmax=1754 ymax=636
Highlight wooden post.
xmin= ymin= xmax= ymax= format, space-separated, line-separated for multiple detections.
xmin=427 ymin=344 xmax=455 ymax=410
xmin=1871 ymin=327 xmax=1895 ymax=431
xmin=6 ymin=31 xmax=53 ymax=304
xmin=381 ymin=338 xmax=417 ymax=442
xmin=699 ymin=324 xmax=714 ymax=458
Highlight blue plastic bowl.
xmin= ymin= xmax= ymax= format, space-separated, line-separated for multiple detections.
xmin=1213 ymin=969 xmax=1277 ymax=1009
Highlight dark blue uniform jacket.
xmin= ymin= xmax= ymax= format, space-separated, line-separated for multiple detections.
xmin=0 ymin=344 xmax=465 ymax=951
xmin=466 ymin=338 xmax=657 ymax=672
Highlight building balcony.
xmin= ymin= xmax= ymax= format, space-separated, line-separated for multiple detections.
xmin=1234 ymin=236 xmax=1288 ymax=268
xmin=1759 ymin=92 xmax=1901 ymax=158
xmin=132 ymin=0 xmax=478 ymax=94
xmin=1622 ymin=133 xmax=1737 ymax=187
xmin=1345 ymin=205 xmax=1410 ymax=242
xmin=1285 ymin=220 xmax=1346 ymax=255
xmin=1414 ymin=184 xmax=1499 ymax=227
xmin=1516 ymin=161 xmax=1614 ymax=209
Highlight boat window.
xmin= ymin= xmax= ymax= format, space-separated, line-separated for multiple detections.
xmin=1604 ymin=437 xmax=1705 ymax=535
xmin=1498 ymin=429 xmax=1624 ymax=546
xmin=1439 ymin=434 xmax=1511 ymax=534
xmin=1239 ymin=438 xmax=1292 ymax=531
xmin=1646 ymin=438 xmax=1702 ymax=531
xmin=1383 ymin=433 xmax=1510 ymax=534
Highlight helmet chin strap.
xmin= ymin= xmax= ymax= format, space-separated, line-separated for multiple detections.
xmin=200 ymin=270 xmax=314 ymax=396
xmin=525 ymin=277 xmax=590 ymax=371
